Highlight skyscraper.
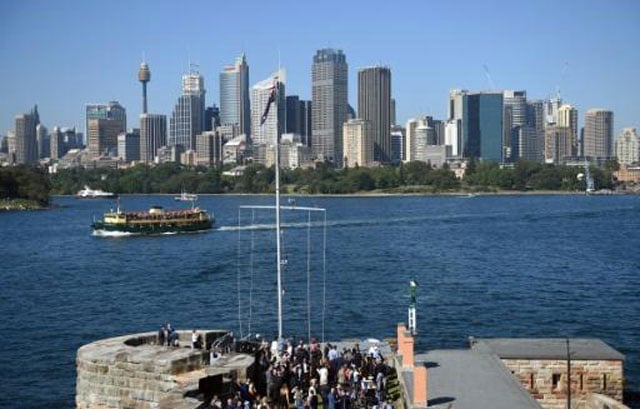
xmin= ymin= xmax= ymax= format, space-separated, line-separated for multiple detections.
xmin=169 ymin=70 xmax=206 ymax=151
xmin=250 ymin=69 xmax=285 ymax=147
xmin=299 ymin=100 xmax=312 ymax=146
xmin=140 ymin=114 xmax=167 ymax=163
xmin=36 ymin=123 xmax=49 ymax=158
xmin=462 ymin=92 xmax=504 ymax=161
xmin=583 ymin=109 xmax=614 ymax=160
xmin=85 ymin=101 xmax=126 ymax=146
xmin=219 ymin=54 xmax=250 ymax=136
xmin=14 ymin=106 xmax=39 ymax=164
xmin=311 ymin=48 xmax=348 ymax=164
xmin=286 ymin=95 xmax=301 ymax=135
xmin=358 ymin=66 xmax=391 ymax=163
xmin=503 ymin=90 xmax=527 ymax=160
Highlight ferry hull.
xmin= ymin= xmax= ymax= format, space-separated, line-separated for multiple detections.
xmin=92 ymin=219 xmax=213 ymax=234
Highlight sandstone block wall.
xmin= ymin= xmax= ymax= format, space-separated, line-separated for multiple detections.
xmin=501 ymin=358 xmax=624 ymax=409
xmin=76 ymin=330 xmax=227 ymax=409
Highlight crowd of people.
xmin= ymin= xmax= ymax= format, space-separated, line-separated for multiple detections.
xmin=208 ymin=337 xmax=394 ymax=409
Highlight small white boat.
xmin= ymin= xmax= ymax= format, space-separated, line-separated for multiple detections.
xmin=76 ymin=186 xmax=116 ymax=199
xmin=174 ymin=191 xmax=198 ymax=202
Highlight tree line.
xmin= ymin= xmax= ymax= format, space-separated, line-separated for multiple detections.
xmin=48 ymin=160 xmax=615 ymax=195
xmin=0 ymin=166 xmax=51 ymax=206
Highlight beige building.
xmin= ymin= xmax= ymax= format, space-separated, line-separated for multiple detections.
xmin=615 ymin=127 xmax=639 ymax=165
xmin=87 ymin=118 xmax=122 ymax=158
xmin=342 ymin=118 xmax=373 ymax=167
xmin=196 ymin=131 xmax=224 ymax=167
xmin=583 ymin=109 xmax=614 ymax=160
xmin=545 ymin=126 xmax=573 ymax=164
xmin=557 ymin=104 xmax=578 ymax=155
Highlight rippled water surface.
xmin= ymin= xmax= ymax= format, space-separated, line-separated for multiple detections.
xmin=1 ymin=194 xmax=639 ymax=407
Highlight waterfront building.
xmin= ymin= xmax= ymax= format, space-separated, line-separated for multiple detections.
xmin=87 ymin=118 xmax=122 ymax=158
xmin=444 ymin=119 xmax=462 ymax=158
xmin=13 ymin=106 xmax=39 ymax=164
xmin=140 ymin=114 xmax=167 ymax=163
xmin=223 ymin=134 xmax=248 ymax=165
xmin=342 ymin=118 xmax=373 ymax=167
xmin=264 ymin=134 xmax=313 ymax=169
xmin=216 ymin=124 xmax=239 ymax=143
xmin=414 ymin=125 xmax=436 ymax=162
xmin=180 ymin=149 xmax=197 ymax=167
xmin=300 ymin=100 xmax=312 ymax=146
xmin=196 ymin=131 xmax=224 ymax=167
xmin=615 ymin=127 xmax=639 ymax=165
xmin=462 ymin=92 xmax=504 ymax=161
xmin=85 ymin=101 xmax=126 ymax=146
xmin=311 ymin=48 xmax=348 ymax=164
xmin=544 ymin=96 xmax=563 ymax=127
xmin=557 ymin=104 xmax=578 ymax=156
xmin=286 ymin=95 xmax=301 ymax=135
xmin=0 ymin=134 xmax=7 ymax=153
xmin=50 ymin=127 xmax=81 ymax=160
xmin=36 ymin=123 xmax=49 ymax=158
xmin=117 ymin=129 xmax=141 ymax=162
xmin=583 ymin=109 xmax=614 ymax=160
xmin=544 ymin=126 xmax=573 ymax=164
xmin=358 ymin=66 xmax=391 ymax=163
xmin=219 ymin=54 xmax=251 ymax=137
xmin=204 ymin=105 xmax=221 ymax=131
xmin=390 ymin=98 xmax=396 ymax=126
xmin=169 ymin=70 xmax=206 ymax=151
xmin=503 ymin=90 xmax=527 ymax=160
xmin=390 ymin=126 xmax=405 ymax=163
xmin=250 ymin=69 xmax=285 ymax=148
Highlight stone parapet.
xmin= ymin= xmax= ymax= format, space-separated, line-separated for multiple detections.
xmin=76 ymin=330 xmax=233 ymax=409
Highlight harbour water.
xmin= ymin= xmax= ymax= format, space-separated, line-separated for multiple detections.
xmin=0 ymin=194 xmax=639 ymax=408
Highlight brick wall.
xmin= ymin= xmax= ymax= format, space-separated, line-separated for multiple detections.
xmin=501 ymin=358 xmax=623 ymax=409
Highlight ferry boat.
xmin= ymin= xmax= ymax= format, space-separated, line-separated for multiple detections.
xmin=76 ymin=186 xmax=116 ymax=199
xmin=92 ymin=204 xmax=213 ymax=234
xmin=174 ymin=190 xmax=198 ymax=202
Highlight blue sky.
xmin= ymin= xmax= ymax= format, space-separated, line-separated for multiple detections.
xmin=1 ymin=0 xmax=638 ymax=136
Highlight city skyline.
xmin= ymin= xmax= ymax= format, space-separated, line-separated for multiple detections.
xmin=1 ymin=0 xmax=638 ymax=137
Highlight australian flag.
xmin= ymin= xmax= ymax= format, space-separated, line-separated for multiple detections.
xmin=260 ymin=83 xmax=277 ymax=126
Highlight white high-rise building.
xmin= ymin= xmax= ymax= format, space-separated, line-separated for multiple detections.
xmin=169 ymin=70 xmax=206 ymax=151
xmin=445 ymin=120 xmax=462 ymax=157
xmin=615 ymin=128 xmax=639 ymax=165
xmin=250 ymin=69 xmax=285 ymax=147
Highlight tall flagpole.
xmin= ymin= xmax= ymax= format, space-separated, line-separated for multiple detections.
xmin=274 ymin=70 xmax=283 ymax=341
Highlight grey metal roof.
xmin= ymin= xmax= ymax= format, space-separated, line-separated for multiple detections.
xmin=414 ymin=348 xmax=542 ymax=409
xmin=475 ymin=338 xmax=625 ymax=361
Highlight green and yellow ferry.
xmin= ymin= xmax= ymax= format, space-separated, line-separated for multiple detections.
xmin=92 ymin=204 xmax=213 ymax=235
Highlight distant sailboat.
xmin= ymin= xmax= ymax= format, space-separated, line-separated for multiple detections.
xmin=584 ymin=160 xmax=595 ymax=195
xmin=174 ymin=189 xmax=198 ymax=202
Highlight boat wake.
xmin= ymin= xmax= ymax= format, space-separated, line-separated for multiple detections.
xmin=92 ymin=230 xmax=136 ymax=238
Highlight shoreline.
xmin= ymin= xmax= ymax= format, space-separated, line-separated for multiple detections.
xmin=0 ymin=199 xmax=50 ymax=212
xmin=52 ymin=190 xmax=627 ymax=198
